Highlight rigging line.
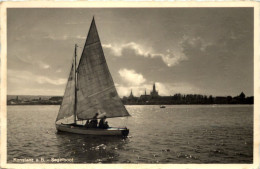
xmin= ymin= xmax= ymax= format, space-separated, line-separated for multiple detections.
xmin=87 ymin=85 xmax=114 ymax=98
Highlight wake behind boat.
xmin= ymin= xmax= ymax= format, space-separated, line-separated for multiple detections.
xmin=55 ymin=17 xmax=130 ymax=137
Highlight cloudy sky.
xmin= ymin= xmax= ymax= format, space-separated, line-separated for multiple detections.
xmin=7 ymin=8 xmax=253 ymax=97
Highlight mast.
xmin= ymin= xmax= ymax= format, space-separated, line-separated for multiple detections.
xmin=74 ymin=44 xmax=78 ymax=124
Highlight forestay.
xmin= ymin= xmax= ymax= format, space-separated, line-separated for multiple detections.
xmin=56 ymin=62 xmax=75 ymax=122
xmin=76 ymin=18 xmax=130 ymax=120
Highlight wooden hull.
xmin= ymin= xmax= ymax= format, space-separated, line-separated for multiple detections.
xmin=56 ymin=124 xmax=129 ymax=136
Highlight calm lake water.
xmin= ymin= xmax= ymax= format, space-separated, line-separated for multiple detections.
xmin=7 ymin=105 xmax=253 ymax=163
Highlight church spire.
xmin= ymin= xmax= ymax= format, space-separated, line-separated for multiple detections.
xmin=151 ymin=83 xmax=159 ymax=97
xmin=130 ymin=89 xmax=133 ymax=97
xmin=153 ymin=83 xmax=156 ymax=92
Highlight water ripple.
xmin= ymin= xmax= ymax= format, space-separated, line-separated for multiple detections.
xmin=7 ymin=105 xmax=253 ymax=163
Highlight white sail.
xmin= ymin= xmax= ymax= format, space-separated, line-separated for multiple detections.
xmin=56 ymin=61 xmax=75 ymax=122
xmin=76 ymin=18 xmax=130 ymax=120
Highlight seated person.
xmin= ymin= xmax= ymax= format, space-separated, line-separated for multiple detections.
xmin=89 ymin=112 xmax=99 ymax=128
xmin=85 ymin=120 xmax=90 ymax=128
xmin=98 ymin=116 xmax=109 ymax=129
xmin=104 ymin=121 xmax=109 ymax=129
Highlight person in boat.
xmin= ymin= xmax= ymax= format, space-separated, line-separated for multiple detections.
xmin=85 ymin=120 xmax=90 ymax=128
xmin=98 ymin=116 xmax=109 ymax=129
xmin=89 ymin=112 xmax=99 ymax=128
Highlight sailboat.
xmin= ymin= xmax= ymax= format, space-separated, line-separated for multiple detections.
xmin=55 ymin=17 xmax=130 ymax=136
xmin=160 ymin=105 xmax=166 ymax=108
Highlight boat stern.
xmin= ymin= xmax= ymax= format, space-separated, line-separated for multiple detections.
xmin=121 ymin=128 xmax=129 ymax=137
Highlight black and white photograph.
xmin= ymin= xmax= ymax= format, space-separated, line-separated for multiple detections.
xmin=1 ymin=2 xmax=259 ymax=168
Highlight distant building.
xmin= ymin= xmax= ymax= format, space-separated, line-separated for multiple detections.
xmin=233 ymin=92 xmax=246 ymax=103
xmin=128 ymin=89 xmax=134 ymax=99
xmin=239 ymin=92 xmax=245 ymax=99
xmin=150 ymin=83 xmax=159 ymax=98
xmin=123 ymin=89 xmax=138 ymax=104
xmin=140 ymin=89 xmax=149 ymax=100
xmin=126 ymin=83 xmax=160 ymax=103
xmin=121 ymin=84 xmax=254 ymax=105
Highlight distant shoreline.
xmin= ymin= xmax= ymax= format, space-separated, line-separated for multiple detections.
xmin=7 ymin=92 xmax=254 ymax=106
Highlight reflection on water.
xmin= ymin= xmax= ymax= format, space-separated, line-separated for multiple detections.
xmin=55 ymin=132 xmax=129 ymax=163
xmin=7 ymin=105 xmax=253 ymax=163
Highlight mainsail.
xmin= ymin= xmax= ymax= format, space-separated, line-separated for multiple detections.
xmin=76 ymin=17 xmax=130 ymax=120
xmin=56 ymin=60 xmax=75 ymax=122
xmin=56 ymin=17 xmax=130 ymax=122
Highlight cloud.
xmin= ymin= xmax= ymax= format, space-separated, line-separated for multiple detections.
xmin=16 ymin=55 xmax=51 ymax=69
xmin=103 ymin=42 xmax=187 ymax=67
xmin=116 ymin=68 xmax=202 ymax=97
xmin=180 ymin=35 xmax=211 ymax=52
xmin=118 ymin=68 xmax=146 ymax=86
xmin=160 ymin=52 xmax=186 ymax=67
xmin=115 ymin=84 xmax=132 ymax=98
xmin=103 ymin=42 xmax=151 ymax=57
xmin=64 ymin=21 xmax=88 ymax=25
xmin=43 ymin=35 xmax=69 ymax=40
xmin=8 ymin=69 xmax=67 ymax=95
xmin=15 ymin=34 xmax=67 ymax=41
xmin=156 ymin=82 xmax=203 ymax=96
xmin=38 ymin=61 xmax=50 ymax=69
xmin=155 ymin=82 xmax=171 ymax=96
xmin=36 ymin=76 xmax=67 ymax=85
xmin=8 ymin=69 xmax=66 ymax=86
xmin=16 ymin=55 xmax=33 ymax=64
xmin=43 ymin=34 xmax=86 ymax=40
xmin=115 ymin=83 xmax=152 ymax=97
xmin=56 ymin=68 xmax=62 ymax=73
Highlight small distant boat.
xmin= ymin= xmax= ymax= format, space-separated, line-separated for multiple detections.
xmin=55 ymin=17 xmax=130 ymax=137
xmin=160 ymin=105 xmax=166 ymax=108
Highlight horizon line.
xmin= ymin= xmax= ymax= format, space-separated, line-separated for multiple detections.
xmin=7 ymin=93 xmax=254 ymax=98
